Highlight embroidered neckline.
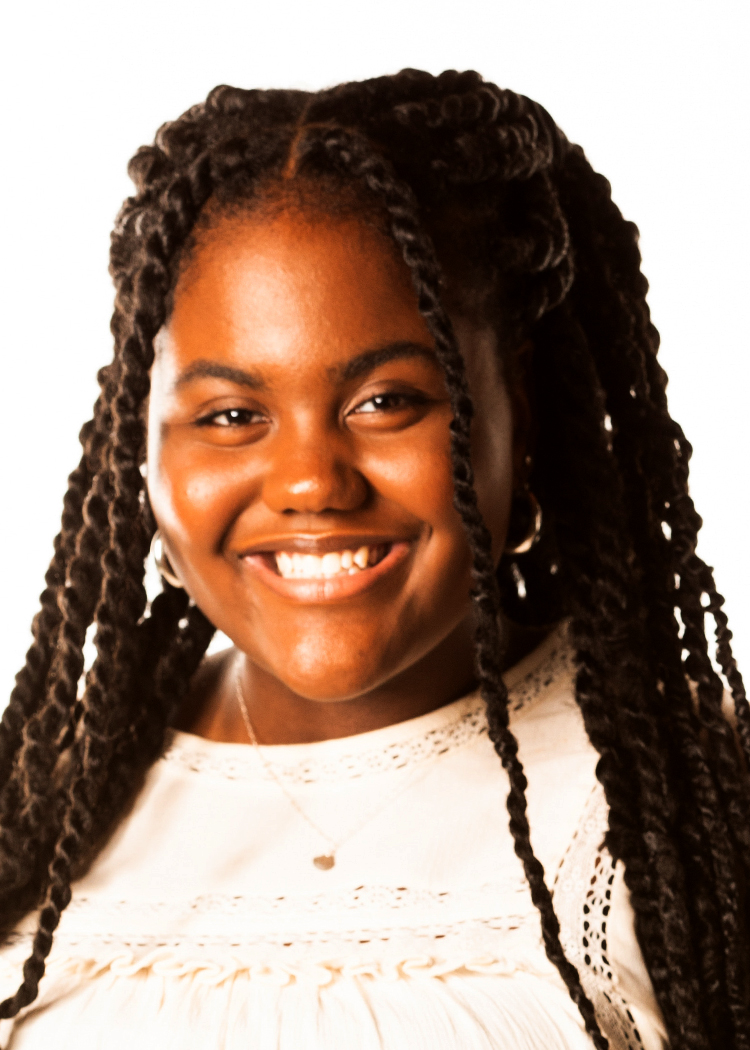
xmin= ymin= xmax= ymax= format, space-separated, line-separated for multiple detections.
xmin=161 ymin=626 xmax=573 ymax=784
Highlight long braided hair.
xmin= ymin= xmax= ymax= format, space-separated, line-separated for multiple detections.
xmin=1 ymin=69 xmax=747 ymax=1047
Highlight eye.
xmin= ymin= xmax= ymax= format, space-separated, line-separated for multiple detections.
xmin=197 ymin=408 xmax=266 ymax=428
xmin=350 ymin=392 xmax=425 ymax=415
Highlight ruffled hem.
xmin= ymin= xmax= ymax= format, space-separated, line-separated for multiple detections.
xmin=0 ymin=954 xmax=601 ymax=1050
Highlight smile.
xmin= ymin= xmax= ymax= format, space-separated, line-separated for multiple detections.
xmin=240 ymin=538 xmax=412 ymax=602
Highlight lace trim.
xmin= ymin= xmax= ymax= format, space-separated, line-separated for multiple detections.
xmin=162 ymin=702 xmax=489 ymax=784
xmin=3 ymin=918 xmax=545 ymax=962
xmin=61 ymin=881 xmax=530 ymax=922
xmin=555 ymin=786 xmax=647 ymax=1050
xmin=10 ymin=881 xmax=533 ymax=943
xmin=160 ymin=628 xmax=572 ymax=784
xmin=508 ymin=633 xmax=572 ymax=712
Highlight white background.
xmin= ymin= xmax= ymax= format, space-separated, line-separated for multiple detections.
xmin=1 ymin=0 xmax=748 ymax=704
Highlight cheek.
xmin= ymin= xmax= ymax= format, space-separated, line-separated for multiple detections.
xmin=359 ymin=419 xmax=461 ymax=537
xmin=368 ymin=403 xmax=514 ymax=561
xmin=145 ymin=360 xmax=252 ymax=554
xmin=371 ymin=451 xmax=454 ymax=524
xmin=358 ymin=420 xmax=476 ymax=611
xmin=147 ymin=434 xmax=259 ymax=555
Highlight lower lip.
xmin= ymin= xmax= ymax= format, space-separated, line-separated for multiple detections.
xmin=241 ymin=542 xmax=412 ymax=603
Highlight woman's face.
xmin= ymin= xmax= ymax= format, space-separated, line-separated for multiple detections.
xmin=147 ymin=205 xmax=522 ymax=704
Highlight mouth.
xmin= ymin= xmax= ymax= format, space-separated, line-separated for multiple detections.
xmin=239 ymin=537 xmax=412 ymax=602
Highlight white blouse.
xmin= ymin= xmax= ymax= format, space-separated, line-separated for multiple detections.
xmin=0 ymin=629 xmax=667 ymax=1049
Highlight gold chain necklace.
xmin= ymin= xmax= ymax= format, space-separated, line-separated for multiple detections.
xmin=234 ymin=662 xmax=443 ymax=870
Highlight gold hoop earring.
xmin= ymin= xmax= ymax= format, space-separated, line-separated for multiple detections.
xmin=504 ymin=491 xmax=542 ymax=555
xmin=150 ymin=530 xmax=184 ymax=589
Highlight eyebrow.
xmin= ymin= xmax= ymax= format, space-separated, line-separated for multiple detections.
xmin=173 ymin=341 xmax=437 ymax=392
xmin=335 ymin=341 xmax=437 ymax=382
xmin=174 ymin=360 xmax=266 ymax=391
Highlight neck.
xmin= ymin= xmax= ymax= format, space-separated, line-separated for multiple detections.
xmin=176 ymin=616 xmax=551 ymax=745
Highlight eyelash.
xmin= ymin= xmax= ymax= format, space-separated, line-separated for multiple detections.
xmin=197 ymin=408 xmax=265 ymax=428
xmin=350 ymin=392 xmax=426 ymax=415
xmin=197 ymin=392 xmax=426 ymax=428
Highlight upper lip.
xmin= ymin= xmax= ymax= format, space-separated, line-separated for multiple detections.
xmin=238 ymin=534 xmax=414 ymax=557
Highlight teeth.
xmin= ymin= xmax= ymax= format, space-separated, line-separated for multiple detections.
xmin=274 ymin=545 xmax=384 ymax=579
xmin=321 ymin=552 xmax=341 ymax=577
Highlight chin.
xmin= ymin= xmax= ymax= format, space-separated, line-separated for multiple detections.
xmin=259 ymin=630 xmax=390 ymax=703
xmin=278 ymin=666 xmax=385 ymax=704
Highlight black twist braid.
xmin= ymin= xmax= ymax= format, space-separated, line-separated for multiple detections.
xmin=0 ymin=481 xmax=81 ymax=780
xmin=0 ymin=411 xmax=115 ymax=907
xmin=554 ymin=148 xmax=750 ymax=1041
xmin=301 ymin=122 xmax=608 ymax=1050
xmin=0 ymin=118 xmax=222 ymax=1014
xmin=534 ymin=304 xmax=712 ymax=1044
xmin=0 ymin=319 xmax=157 ymax=1015
xmin=0 ymin=389 xmax=114 ymax=791
xmin=562 ymin=148 xmax=749 ymax=812
xmin=2 ymin=70 xmax=748 ymax=1046
xmin=542 ymin=170 xmax=743 ymax=1041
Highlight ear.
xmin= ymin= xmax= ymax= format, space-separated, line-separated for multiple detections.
xmin=508 ymin=339 xmax=535 ymax=489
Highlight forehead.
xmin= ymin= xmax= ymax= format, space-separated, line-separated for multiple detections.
xmin=154 ymin=205 xmax=506 ymax=404
xmin=162 ymin=209 xmax=429 ymax=367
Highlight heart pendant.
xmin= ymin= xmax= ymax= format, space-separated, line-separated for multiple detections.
xmin=313 ymin=853 xmax=335 ymax=870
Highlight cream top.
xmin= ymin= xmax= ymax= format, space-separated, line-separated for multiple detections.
xmin=0 ymin=629 xmax=667 ymax=1049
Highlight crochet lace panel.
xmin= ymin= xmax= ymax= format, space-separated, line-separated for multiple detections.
xmin=554 ymin=785 xmax=648 ymax=1050
xmin=160 ymin=631 xmax=573 ymax=785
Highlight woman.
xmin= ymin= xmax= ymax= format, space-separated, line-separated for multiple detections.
xmin=0 ymin=68 xmax=746 ymax=1049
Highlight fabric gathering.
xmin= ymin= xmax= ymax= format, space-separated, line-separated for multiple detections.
xmin=0 ymin=68 xmax=747 ymax=1050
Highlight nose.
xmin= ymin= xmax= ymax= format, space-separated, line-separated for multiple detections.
xmin=262 ymin=432 xmax=369 ymax=515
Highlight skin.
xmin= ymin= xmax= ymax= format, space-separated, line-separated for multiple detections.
xmin=147 ymin=204 xmax=536 ymax=745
